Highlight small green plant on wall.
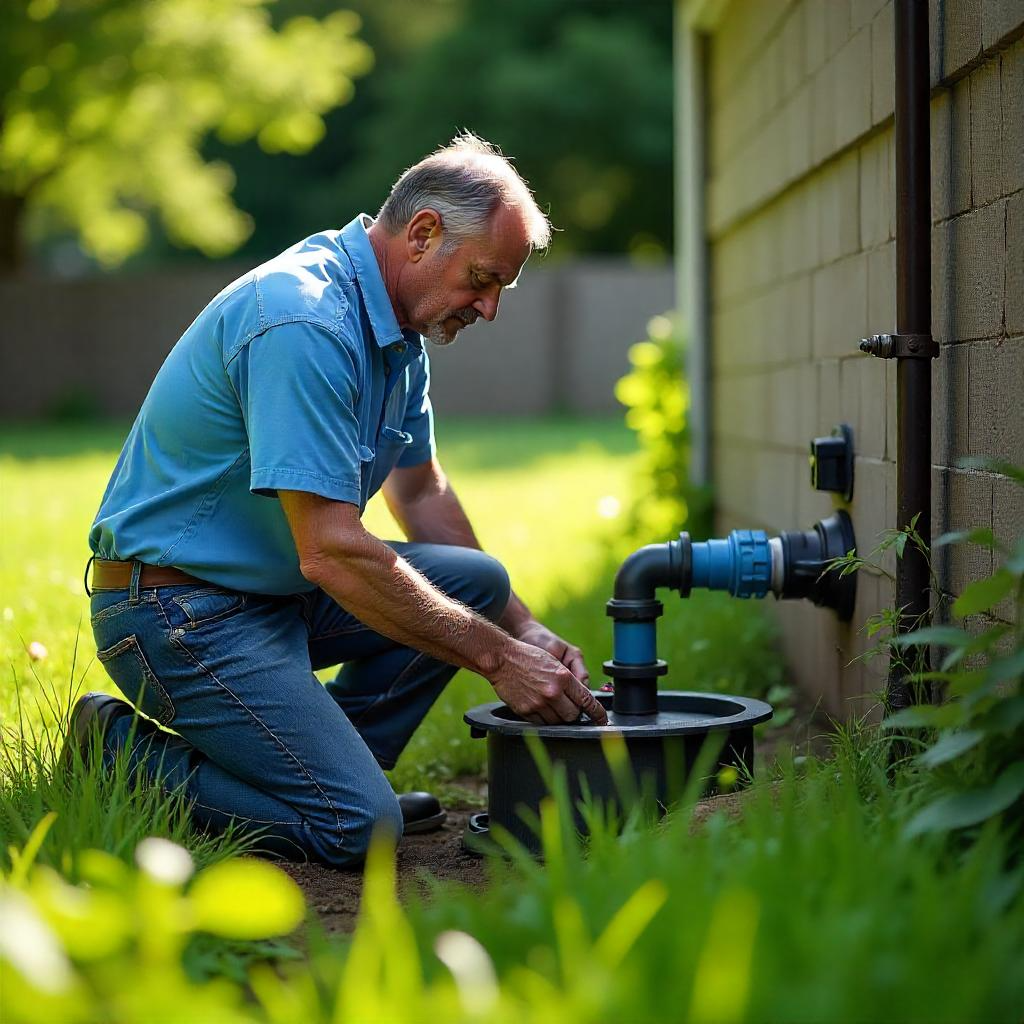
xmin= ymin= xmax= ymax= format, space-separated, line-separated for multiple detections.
xmin=831 ymin=458 xmax=1024 ymax=849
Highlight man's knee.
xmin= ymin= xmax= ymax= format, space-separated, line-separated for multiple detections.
xmin=467 ymin=551 xmax=511 ymax=622
xmin=312 ymin=786 xmax=403 ymax=868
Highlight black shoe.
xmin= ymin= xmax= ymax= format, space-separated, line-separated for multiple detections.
xmin=61 ymin=691 xmax=135 ymax=770
xmin=398 ymin=791 xmax=446 ymax=834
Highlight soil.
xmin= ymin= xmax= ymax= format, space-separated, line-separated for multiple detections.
xmin=281 ymin=808 xmax=488 ymax=934
xmin=283 ymin=694 xmax=833 ymax=934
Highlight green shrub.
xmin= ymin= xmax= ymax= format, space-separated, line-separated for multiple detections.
xmin=832 ymin=459 xmax=1024 ymax=849
xmin=615 ymin=313 xmax=711 ymax=542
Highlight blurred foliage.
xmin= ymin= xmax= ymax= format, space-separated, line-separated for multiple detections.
xmin=615 ymin=313 xmax=711 ymax=542
xmin=0 ymin=0 xmax=372 ymax=269
xmin=1 ymin=819 xmax=304 ymax=1023
xmin=322 ymin=0 xmax=674 ymax=259
xmin=128 ymin=0 xmax=674 ymax=268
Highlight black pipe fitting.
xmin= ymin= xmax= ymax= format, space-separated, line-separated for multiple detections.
xmin=778 ymin=510 xmax=857 ymax=621
xmin=612 ymin=535 xmax=692 ymax=601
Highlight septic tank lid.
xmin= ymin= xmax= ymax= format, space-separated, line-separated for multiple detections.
xmin=464 ymin=690 xmax=773 ymax=740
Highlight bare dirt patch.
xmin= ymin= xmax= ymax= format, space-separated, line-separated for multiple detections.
xmin=280 ymin=808 xmax=486 ymax=934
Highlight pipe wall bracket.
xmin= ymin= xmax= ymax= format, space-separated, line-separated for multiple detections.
xmin=859 ymin=332 xmax=938 ymax=360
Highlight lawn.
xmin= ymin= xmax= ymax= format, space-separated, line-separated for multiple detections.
xmin=3 ymin=419 xmax=1024 ymax=1024
xmin=0 ymin=415 xmax=783 ymax=794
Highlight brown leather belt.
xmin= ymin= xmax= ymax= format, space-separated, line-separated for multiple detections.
xmin=89 ymin=558 xmax=209 ymax=592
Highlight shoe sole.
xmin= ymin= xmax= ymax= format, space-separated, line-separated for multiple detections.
xmin=60 ymin=692 xmax=133 ymax=771
xmin=403 ymin=809 xmax=447 ymax=835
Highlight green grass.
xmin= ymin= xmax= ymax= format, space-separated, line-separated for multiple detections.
xmin=3 ymin=422 xmax=1022 ymax=1024
xmin=8 ymin=737 xmax=1023 ymax=1023
xmin=0 ymin=416 xmax=784 ymax=801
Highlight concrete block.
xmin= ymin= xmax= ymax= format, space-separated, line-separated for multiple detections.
xmin=857 ymin=355 xmax=889 ymax=459
xmin=812 ymin=252 xmax=869 ymax=356
xmin=982 ymin=0 xmax=1024 ymax=48
xmin=932 ymin=201 xmax=1007 ymax=343
xmin=867 ymin=240 xmax=897 ymax=332
xmin=711 ymin=232 xmax=750 ymax=304
xmin=992 ymin=472 xmax=1024 ymax=621
xmin=970 ymin=59 xmax=1004 ymax=207
xmin=820 ymin=149 xmax=862 ymax=262
xmin=968 ymin=339 xmax=1024 ymax=463
xmin=871 ymin=2 xmax=896 ymax=125
xmin=781 ymin=180 xmax=821 ymax=276
xmin=1002 ymin=39 xmax=1024 ymax=196
xmin=819 ymin=358 xmax=843 ymax=422
xmin=827 ymin=0 xmax=853 ymax=56
xmin=853 ymin=0 xmax=890 ymax=32
xmin=786 ymin=274 xmax=814 ymax=362
xmin=934 ymin=0 xmax=984 ymax=84
xmin=851 ymin=456 xmax=893 ymax=567
xmin=811 ymin=61 xmax=838 ymax=165
xmin=783 ymin=83 xmax=814 ymax=185
xmin=931 ymin=80 xmax=972 ymax=222
xmin=715 ymin=441 xmax=758 ymax=525
xmin=932 ymin=341 xmax=971 ymax=467
xmin=781 ymin=6 xmax=806 ymax=98
xmin=835 ymin=28 xmax=874 ymax=149
xmin=768 ymin=364 xmax=816 ymax=449
xmin=839 ymin=354 xmax=863 ymax=439
xmin=754 ymin=448 xmax=800 ymax=529
xmin=798 ymin=359 xmax=822 ymax=449
xmin=860 ymin=130 xmax=896 ymax=249
xmin=1008 ymin=193 xmax=1024 ymax=335
xmin=797 ymin=466 xmax=840 ymax=525
xmin=932 ymin=467 xmax=995 ymax=597
xmin=804 ymin=0 xmax=828 ymax=76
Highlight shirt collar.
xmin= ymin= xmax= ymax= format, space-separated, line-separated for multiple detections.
xmin=339 ymin=214 xmax=420 ymax=349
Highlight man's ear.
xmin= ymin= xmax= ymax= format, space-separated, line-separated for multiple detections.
xmin=406 ymin=209 xmax=443 ymax=263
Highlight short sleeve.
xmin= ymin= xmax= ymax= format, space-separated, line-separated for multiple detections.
xmin=397 ymin=347 xmax=436 ymax=468
xmin=226 ymin=322 xmax=363 ymax=503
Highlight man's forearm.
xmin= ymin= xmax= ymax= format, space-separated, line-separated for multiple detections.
xmin=384 ymin=470 xmax=533 ymax=634
xmin=303 ymin=531 xmax=510 ymax=678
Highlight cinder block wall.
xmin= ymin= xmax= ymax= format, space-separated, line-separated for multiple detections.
xmin=705 ymin=0 xmax=1024 ymax=716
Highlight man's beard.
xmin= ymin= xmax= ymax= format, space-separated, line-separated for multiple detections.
xmin=424 ymin=308 xmax=479 ymax=347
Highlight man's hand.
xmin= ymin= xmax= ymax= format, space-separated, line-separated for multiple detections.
xmin=491 ymin=638 xmax=608 ymax=726
xmin=512 ymin=619 xmax=590 ymax=686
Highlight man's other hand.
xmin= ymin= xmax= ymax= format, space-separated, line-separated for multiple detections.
xmin=491 ymin=637 xmax=608 ymax=726
xmin=514 ymin=619 xmax=590 ymax=686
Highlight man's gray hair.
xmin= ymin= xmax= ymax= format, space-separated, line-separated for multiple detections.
xmin=376 ymin=131 xmax=552 ymax=253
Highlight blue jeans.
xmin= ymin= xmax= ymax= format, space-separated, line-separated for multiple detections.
xmin=89 ymin=543 xmax=510 ymax=867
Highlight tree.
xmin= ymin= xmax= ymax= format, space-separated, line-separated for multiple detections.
xmin=190 ymin=0 xmax=674 ymax=264
xmin=333 ymin=0 xmax=674 ymax=258
xmin=0 ymin=0 xmax=372 ymax=272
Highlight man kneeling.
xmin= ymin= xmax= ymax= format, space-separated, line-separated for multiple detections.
xmin=76 ymin=132 xmax=606 ymax=868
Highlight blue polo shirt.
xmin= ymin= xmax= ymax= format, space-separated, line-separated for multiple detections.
xmin=89 ymin=215 xmax=435 ymax=595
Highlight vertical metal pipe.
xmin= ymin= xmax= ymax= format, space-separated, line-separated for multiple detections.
xmin=890 ymin=0 xmax=933 ymax=709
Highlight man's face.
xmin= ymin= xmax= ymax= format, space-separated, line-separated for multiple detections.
xmin=404 ymin=204 xmax=532 ymax=346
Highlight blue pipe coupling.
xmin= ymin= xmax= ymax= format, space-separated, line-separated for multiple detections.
xmin=689 ymin=530 xmax=773 ymax=599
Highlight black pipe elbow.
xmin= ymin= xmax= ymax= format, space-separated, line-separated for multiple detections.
xmin=612 ymin=536 xmax=692 ymax=601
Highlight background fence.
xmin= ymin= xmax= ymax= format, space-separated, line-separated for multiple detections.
xmin=0 ymin=260 xmax=674 ymax=421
